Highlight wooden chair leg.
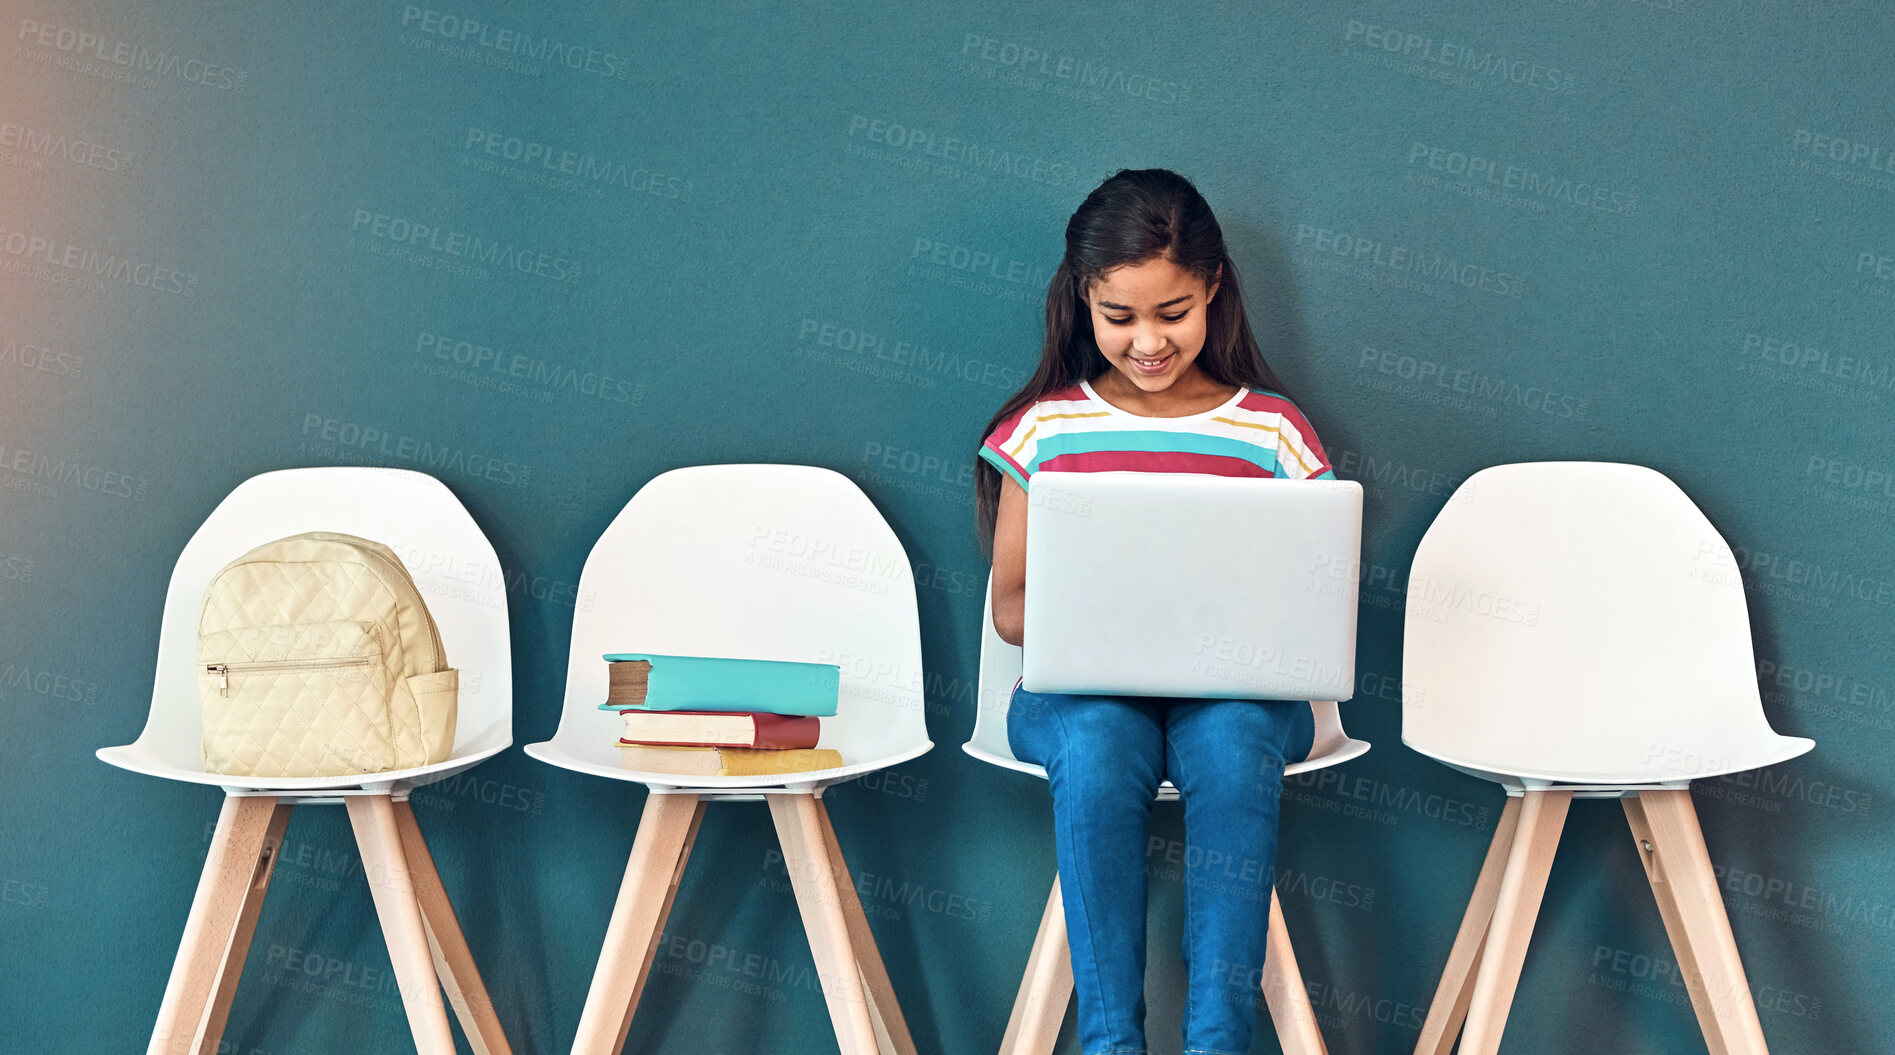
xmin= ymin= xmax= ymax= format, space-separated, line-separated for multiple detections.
xmin=1261 ymin=888 xmax=1330 ymax=1055
xmin=1623 ymin=795 xmax=1727 ymax=1055
xmin=811 ymin=797 xmax=919 ymax=1055
xmin=1414 ymin=794 xmax=1524 ymax=1055
xmin=346 ymin=795 xmax=456 ymax=1055
xmin=769 ymin=794 xmax=880 ymax=1055
xmin=1458 ymin=789 xmax=1571 ymax=1055
xmin=998 ymin=875 xmax=1072 ymax=1055
xmin=392 ymin=799 xmax=515 ymax=1055
xmin=148 ymin=795 xmax=282 ymax=1055
xmin=1637 ymin=790 xmax=1770 ymax=1055
xmin=570 ymin=792 xmax=705 ymax=1055
xmin=192 ymin=803 xmax=293 ymax=1055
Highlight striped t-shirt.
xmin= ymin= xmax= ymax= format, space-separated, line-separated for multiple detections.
xmin=979 ymin=376 xmax=1335 ymax=489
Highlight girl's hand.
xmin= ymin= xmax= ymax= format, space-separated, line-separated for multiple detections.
xmin=992 ymin=474 xmax=1027 ymax=646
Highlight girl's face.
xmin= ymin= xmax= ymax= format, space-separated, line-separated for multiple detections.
xmin=1083 ymin=256 xmax=1219 ymax=393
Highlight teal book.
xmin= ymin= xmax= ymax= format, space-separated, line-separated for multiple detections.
xmin=597 ymin=653 xmax=840 ymax=717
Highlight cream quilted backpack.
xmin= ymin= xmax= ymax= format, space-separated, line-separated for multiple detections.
xmin=197 ymin=530 xmax=458 ymax=777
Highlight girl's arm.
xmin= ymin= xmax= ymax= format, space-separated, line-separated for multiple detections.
xmin=991 ymin=473 xmax=1028 ymax=647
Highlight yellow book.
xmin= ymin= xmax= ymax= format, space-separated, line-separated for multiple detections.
xmin=616 ymin=742 xmax=843 ymax=776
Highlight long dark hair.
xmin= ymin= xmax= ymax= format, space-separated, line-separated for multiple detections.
xmin=974 ymin=167 xmax=1292 ymax=557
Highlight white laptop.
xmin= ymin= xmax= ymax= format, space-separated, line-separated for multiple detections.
xmin=1021 ymin=471 xmax=1362 ymax=701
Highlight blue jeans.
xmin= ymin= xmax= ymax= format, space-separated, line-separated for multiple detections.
xmin=1008 ymin=680 xmax=1316 ymax=1055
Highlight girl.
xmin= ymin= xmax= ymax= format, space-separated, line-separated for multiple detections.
xmin=974 ymin=168 xmax=1335 ymax=1055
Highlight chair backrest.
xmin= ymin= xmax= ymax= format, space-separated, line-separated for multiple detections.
xmin=968 ymin=574 xmax=1040 ymax=774
xmin=967 ymin=572 xmax=1353 ymax=776
xmin=545 ymin=464 xmax=929 ymax=771
xmin=1402 ymin=461 xmax=1791 ymax=782
xmin=129 ymin=467 xmax=512 ymax=775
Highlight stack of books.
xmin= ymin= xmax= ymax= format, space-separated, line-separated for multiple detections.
xmin=602 ymin=652 xmax=843 ymax=776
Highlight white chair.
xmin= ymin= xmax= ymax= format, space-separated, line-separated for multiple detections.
xmin=525 ymin=463 xmax=933 ymax=1055
xmin=964 ymin=573 xmax=1370 ymax=1055
xmin=1403 ymin=461 xmax=1814 ymax=1055
xmin=97 ymin=466 xmax=516 ymax=1055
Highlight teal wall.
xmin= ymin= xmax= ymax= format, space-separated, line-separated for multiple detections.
xmin=3 ymin=2 xmax=1891 ymax=1052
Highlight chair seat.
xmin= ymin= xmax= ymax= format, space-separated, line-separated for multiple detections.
xmin=96 ymin=739 xmax=512 ymax=795
xmin=1403 ymin=730 xmax=1814 ymax=787
xmin=961 ymin=731 xmax=1369 ymax=785
xmin=525 ymin=737 xmax=934 ymax=792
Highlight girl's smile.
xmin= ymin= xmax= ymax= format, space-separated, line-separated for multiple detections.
xmin=1084 ymin=254 xmax=1232 ymax=413
xmin=1128 ymin=351 xmax=1175 ymax=375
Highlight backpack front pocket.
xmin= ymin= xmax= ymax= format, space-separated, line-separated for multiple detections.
xmin=199 ymin=620 xmax=394 ymax=777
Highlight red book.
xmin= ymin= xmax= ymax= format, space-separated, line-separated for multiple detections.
xmin=616 ymin=709 xmax=821 ymax=749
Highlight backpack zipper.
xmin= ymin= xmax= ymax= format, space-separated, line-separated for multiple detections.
xmin=205 ymin=656 xmax=373 ymax=696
